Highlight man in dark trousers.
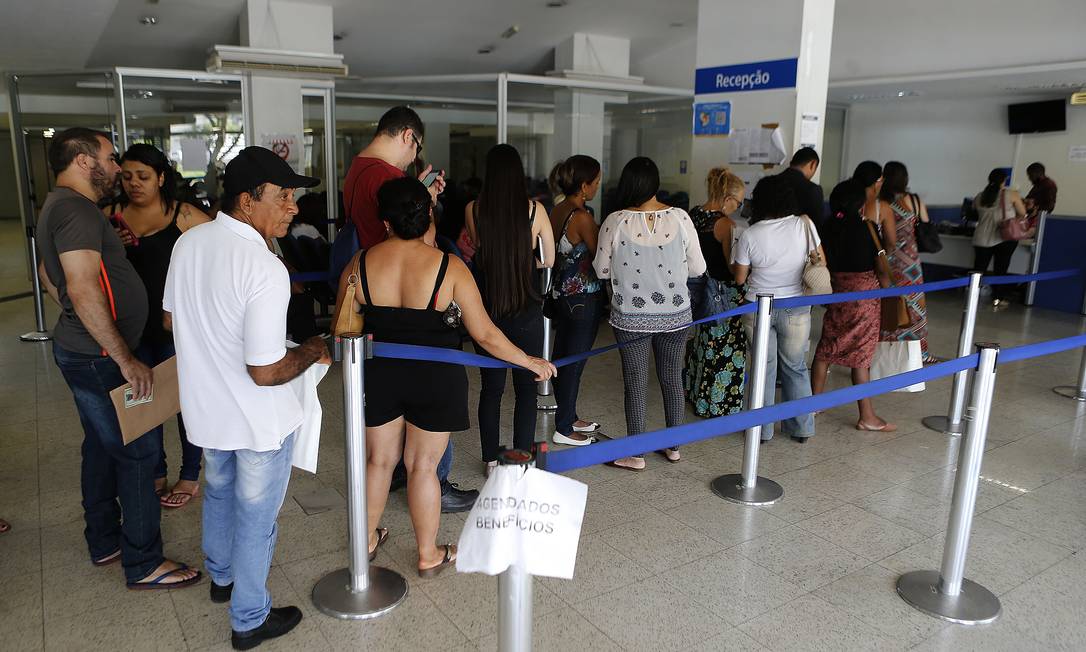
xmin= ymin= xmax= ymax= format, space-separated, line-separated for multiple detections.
xmin=36 ymin=128 xmax=201 ymax=590
xmin=777 ymin=147 xmax=826 ymax=228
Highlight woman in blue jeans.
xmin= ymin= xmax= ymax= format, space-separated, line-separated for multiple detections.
xmin=547 ymin=155 xmax=605 ymax=447
xmin=732 ymin=175 xmax=823 ymax=442
xmin=108 ymin=144 xmax=210 ymax=506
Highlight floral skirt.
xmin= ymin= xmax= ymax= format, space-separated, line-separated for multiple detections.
xmin=815 ymin=271 xmax=880 ymax=368
xmin=683 ymin=280 xmax=747 ymax=418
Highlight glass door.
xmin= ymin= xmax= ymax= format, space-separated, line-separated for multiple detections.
xmin=302 ymin=87 xmax=337 ymax=240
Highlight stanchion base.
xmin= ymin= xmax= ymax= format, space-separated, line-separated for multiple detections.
xmin=710 ymin=474 xmax=783 ymax=505
xmin=19 ymin=330 xmax=51 ymax=342
xmin=312 ymin=566 xmax=408 ymax=620
xmin=1052 ymin=386 xmax=1086 ymax=402
xmin=921 ymin=415 xmax=964 ymax=436
xmin=897 ymin=570 xmax=1001 ymax=625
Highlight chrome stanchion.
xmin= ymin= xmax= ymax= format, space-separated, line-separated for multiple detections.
xmin=1052 ymin=347 xmax=1086 ymax=401
xmin=313 ymin=334 xmax=408 ymax=619
xmin=497 ymin=449 xmax=534 ymax=652
xmin=20 ymin=226 xmax=52 ymax=343
xmin=1024 ymin=213 xmax=1047 ymax=307
xmin=897 ymin=343 xmax=1001 ymax=625
xmin=710 ymin=295 xmax=783 ymax=505
xmin=923 ymin=273 xmax=981 ymax=435
xmin=537 ymin=238 xmax=555 ymax=411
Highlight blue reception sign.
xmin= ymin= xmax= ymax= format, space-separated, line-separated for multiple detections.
xmin=693 ymin=102 xmax=731 ymax=136
xmin=695 ymin=58 xmax=799 ymax=95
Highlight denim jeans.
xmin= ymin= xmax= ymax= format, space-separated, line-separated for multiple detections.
xmin=743 ymin=305 xmax=815 ymax=439
xmin=203 ymin=433 xmax=295 ymax=633
xmin=136 ymin=338 xmax=201 ymax=482
xmin=551 ymin=292 xmax=604 ymax=435
xmin=478 ymin=308 xmax=544 ymax=462
xmin=52 ymin=342 xmax=165 ymax=582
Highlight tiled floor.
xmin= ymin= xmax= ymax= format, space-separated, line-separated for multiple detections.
xmin=2 ymin=219 xmax=1085 ymax=650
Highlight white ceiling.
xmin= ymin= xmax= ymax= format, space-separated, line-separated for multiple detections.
xmin=1 ymin=0 xmax=1084 ymax=102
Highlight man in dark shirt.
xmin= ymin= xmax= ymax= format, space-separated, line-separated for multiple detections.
xmin=1025 ymin=162 xmax=1058 ymax=218
xmin=342 ymin=107 xmax=477 ymax=513
xmin=36 ymin=128 xmax=200 ymax=590
xmin=776 ymin=147 xmax=826 ymax=228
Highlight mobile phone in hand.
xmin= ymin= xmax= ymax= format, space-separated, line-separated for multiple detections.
xmin=110 ymin=215 xmax=139 ymax=246
xmin=422 ymin=170 xmax=443 ymax=187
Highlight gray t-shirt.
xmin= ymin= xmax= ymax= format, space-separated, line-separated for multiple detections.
xmin=37 ymin=187 xmax=148 ymax=355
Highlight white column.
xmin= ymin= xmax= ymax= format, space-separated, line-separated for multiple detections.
xmin=692 ymin=0 xmax=835 ymax=202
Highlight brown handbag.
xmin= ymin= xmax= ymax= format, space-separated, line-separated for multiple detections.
xmin=866 ymin=221 xmax=911 ymax=330
xmin=332 ymin=253 xmax=365 ymax=337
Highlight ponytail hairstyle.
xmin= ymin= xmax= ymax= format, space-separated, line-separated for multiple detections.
xmin=978 ymin=168 xmax=1007 ymax=208
xmin=879 ymin=161 xmax=909 ymax=202
xmin=377 ymin=177 xmax=432 ymax=239
xmin=119 ymin=143 xmax=180 ymax=212
xmin=851 ymin=160 xmax=883 ymax=193
xmin=829 ymin=179 xmax=866 ymax=222
xmin=706 ymin=166 xmax=745 ymax=206
xmin=548 ymin=154 xmax=601 ymax=198
xmin=475 ymin=143 xmax=539 ymax=318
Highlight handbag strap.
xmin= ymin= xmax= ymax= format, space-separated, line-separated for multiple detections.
xmin=865 ymin=220 xmax=892 ymax=281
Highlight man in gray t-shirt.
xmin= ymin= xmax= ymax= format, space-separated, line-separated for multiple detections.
xmin=36 ymin=128 xmax=200 ymax=591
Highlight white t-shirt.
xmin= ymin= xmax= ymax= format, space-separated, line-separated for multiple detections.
xmin=163 ymin=214 xmax=302 ymax=451
xmin=732 ymin=215 xmax=819 ymax=301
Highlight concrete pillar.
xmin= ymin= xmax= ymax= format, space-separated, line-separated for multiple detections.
xmin=691 ymin=0 xmax=835 ymax=204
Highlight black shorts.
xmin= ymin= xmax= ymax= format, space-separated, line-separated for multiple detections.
xmin=363 ymin=358 xmax=470 ymax=432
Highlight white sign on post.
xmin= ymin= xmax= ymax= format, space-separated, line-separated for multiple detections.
xmin=456 ymin=465 xmax=588 ymax=579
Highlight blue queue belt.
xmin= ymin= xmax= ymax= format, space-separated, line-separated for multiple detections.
xmin=983 ymin=268 xmax=1079 ymax=286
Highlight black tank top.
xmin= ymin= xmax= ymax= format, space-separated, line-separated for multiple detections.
xmin=120 ymin=202 xmax=183 ymax=344
xmin=359 ymin=251 xmax=462 ymax=349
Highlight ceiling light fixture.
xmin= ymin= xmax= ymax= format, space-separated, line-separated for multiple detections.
xmin=139 ymin=15 xmax=157 ymax=25
xmin=477 ymin=45 xmax=495 ymax=54
xmin=546 ymin=1 xmax=569 ymax=7
xmin=669 ymin=21 xmax=685 ymax=27
xmin=501 ymin=25 xmax=520 ymax=39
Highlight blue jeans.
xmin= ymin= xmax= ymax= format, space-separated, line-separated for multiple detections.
xmin=52 ymin=342 xmax=165 ymax=582
xmin=743 ymin=306 xmax=815 ymax=439
xmin=202 ymin=434 xmax=295 ymax=633
xmin=136 ymin=339 xmax=202 ymax=482
xmin=551 ymin=292 xmax=604 ymax=435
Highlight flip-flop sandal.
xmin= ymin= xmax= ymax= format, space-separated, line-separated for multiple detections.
xmin=368 ymin=528 xmax=389 ymax=562
xmin=161 ymin=490 xmax=198 ymax=509
xmin=606 ymin=456 xmax=646 ymax=472
xmin=418 ymin=544 xmax=456 ymax=578
xmin=656 ymin=448 xmax=681 ymax=463
xmin=92 ymin=549 xmax=122 ymax=566
xmin=127 ymin=564 xmax=203 ymax=591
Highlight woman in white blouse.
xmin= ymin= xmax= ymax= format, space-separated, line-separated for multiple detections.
xmin=594 ymin=157 xmax=706 ymax=471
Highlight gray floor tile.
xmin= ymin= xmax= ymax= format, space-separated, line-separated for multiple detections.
xmin=539 ymin=533 xmax=653 ymax=602
xmin=595 ymin=512 xmax=726 ymax=574
xmin=475 ymin=609 xmax=622 ymax=652
xmin=998 ymin=553 xmax=1086 ymax=650
xmin=813 ymin=564 xmax=945 ymax=645
xmin=575 ymin=576 xmax=731 ymax=651
xmin=733 ymin=525 xmax=869 ymax=592
xmin=796 ymin=504 xmax=927 ymax=561
xmin=420 ymin=569 xmax=564 ymax=640
xmin=44 ymin=592 xmax=185 ymax=652
xmin=666 ymin=495 xmax=790 ymax=547
xmin=738 ymin=593 xmax=904 ymax=651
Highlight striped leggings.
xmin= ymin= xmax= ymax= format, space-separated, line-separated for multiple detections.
xmin=614 ymin=327 xmax=689 ymax=438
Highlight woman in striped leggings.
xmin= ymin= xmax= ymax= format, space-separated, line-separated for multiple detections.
xmin=594 ymin=158 xmax=707 ymax=471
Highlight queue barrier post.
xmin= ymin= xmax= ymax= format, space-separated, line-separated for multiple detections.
xmin=710 ymin=294 xmax=784 ymax=505
xmin=897 ymin=343 xmax=1001 ymax=625
xmin=1051 ymin=346 xmax=1086 ymax=401
xmin=537 ymin=239 xmax=555 ymax=411
xmin=497 ymin=449 xmax=535 ymax=652
xmin=923 ymin=273 xmax=982 ymax=436
xmin=312 ymin=334 xmax=409 ymax=619
xmin=20 ymin=226 xmax=52 ymax=343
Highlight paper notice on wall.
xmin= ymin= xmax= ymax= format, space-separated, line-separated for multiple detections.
xmin=729 ymin=127 xmax=787 ymax=165
xmin=800 ymin=114 xmax=821 ymax=148
xmin=1069 ymin=145 xmax=1086 ymax=163
xmin=180 ymin=138 xmax=210 ymax=171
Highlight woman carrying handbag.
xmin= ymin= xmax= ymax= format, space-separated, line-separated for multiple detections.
xmin=973 ymin=168 xmax=1029 ymax=308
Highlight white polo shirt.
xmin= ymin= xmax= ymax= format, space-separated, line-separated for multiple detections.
xmin=163 ymin=214 xmax=302 ymax=451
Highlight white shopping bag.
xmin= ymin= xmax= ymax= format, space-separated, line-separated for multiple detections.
xmin=285 ymin=341 xmax=330 ymax=473
xmin=870 ymin=340 xmax=925 ymax=392
xmin=457 ymin=465 xmax=588 ymax=580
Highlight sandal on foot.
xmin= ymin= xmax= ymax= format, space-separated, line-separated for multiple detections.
xmin=657 ymin=448 xmax=681 ymax=463
xmin=368 ymin=528 xmax=389 ymax=562
xmin=161 ymin=486 xmax=199 ymax=509
xmin=418 ymin=544 xmax=456 ymax=578
xmin=92 ymin=549 xmax=122 ymax=566
xmin=856 ymin=421 xmax=898 ymax=432
xmin=606 ymin=456 xmax=646 ymax=472
xmin=127 ymin=564 xmax=202 ymax=591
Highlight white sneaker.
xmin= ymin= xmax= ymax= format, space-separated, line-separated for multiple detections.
xmin=553 ymin=431 xmax=596 ymax=447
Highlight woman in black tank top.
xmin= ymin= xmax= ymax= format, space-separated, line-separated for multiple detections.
xmin=334 ymin=177 xmax=554 ymax=577
xmin=111 ymin=144 xmax=210 ymax=508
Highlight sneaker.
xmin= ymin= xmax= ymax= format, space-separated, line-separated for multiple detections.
xmin=440 ymin=480 xmax=478 ymax=513
xmin=210 ymin=581 xmax=233 ymax=604
xmin=231 ymin=606 xmax=302 ymax=650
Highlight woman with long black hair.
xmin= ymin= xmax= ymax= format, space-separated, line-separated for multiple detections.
xmin=594 ymin=157 xmax=706 ymax=471
xmin=106 ymin=143 xmax=210 ymax=508
xmin=973 ymin=168 xmax=1027 ymax=306
xmin=465 ymin=144 xmax=555 ymax=473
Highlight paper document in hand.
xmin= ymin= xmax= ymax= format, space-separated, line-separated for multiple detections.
xmin=456 ymin=465 xmax=588 ymax=579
